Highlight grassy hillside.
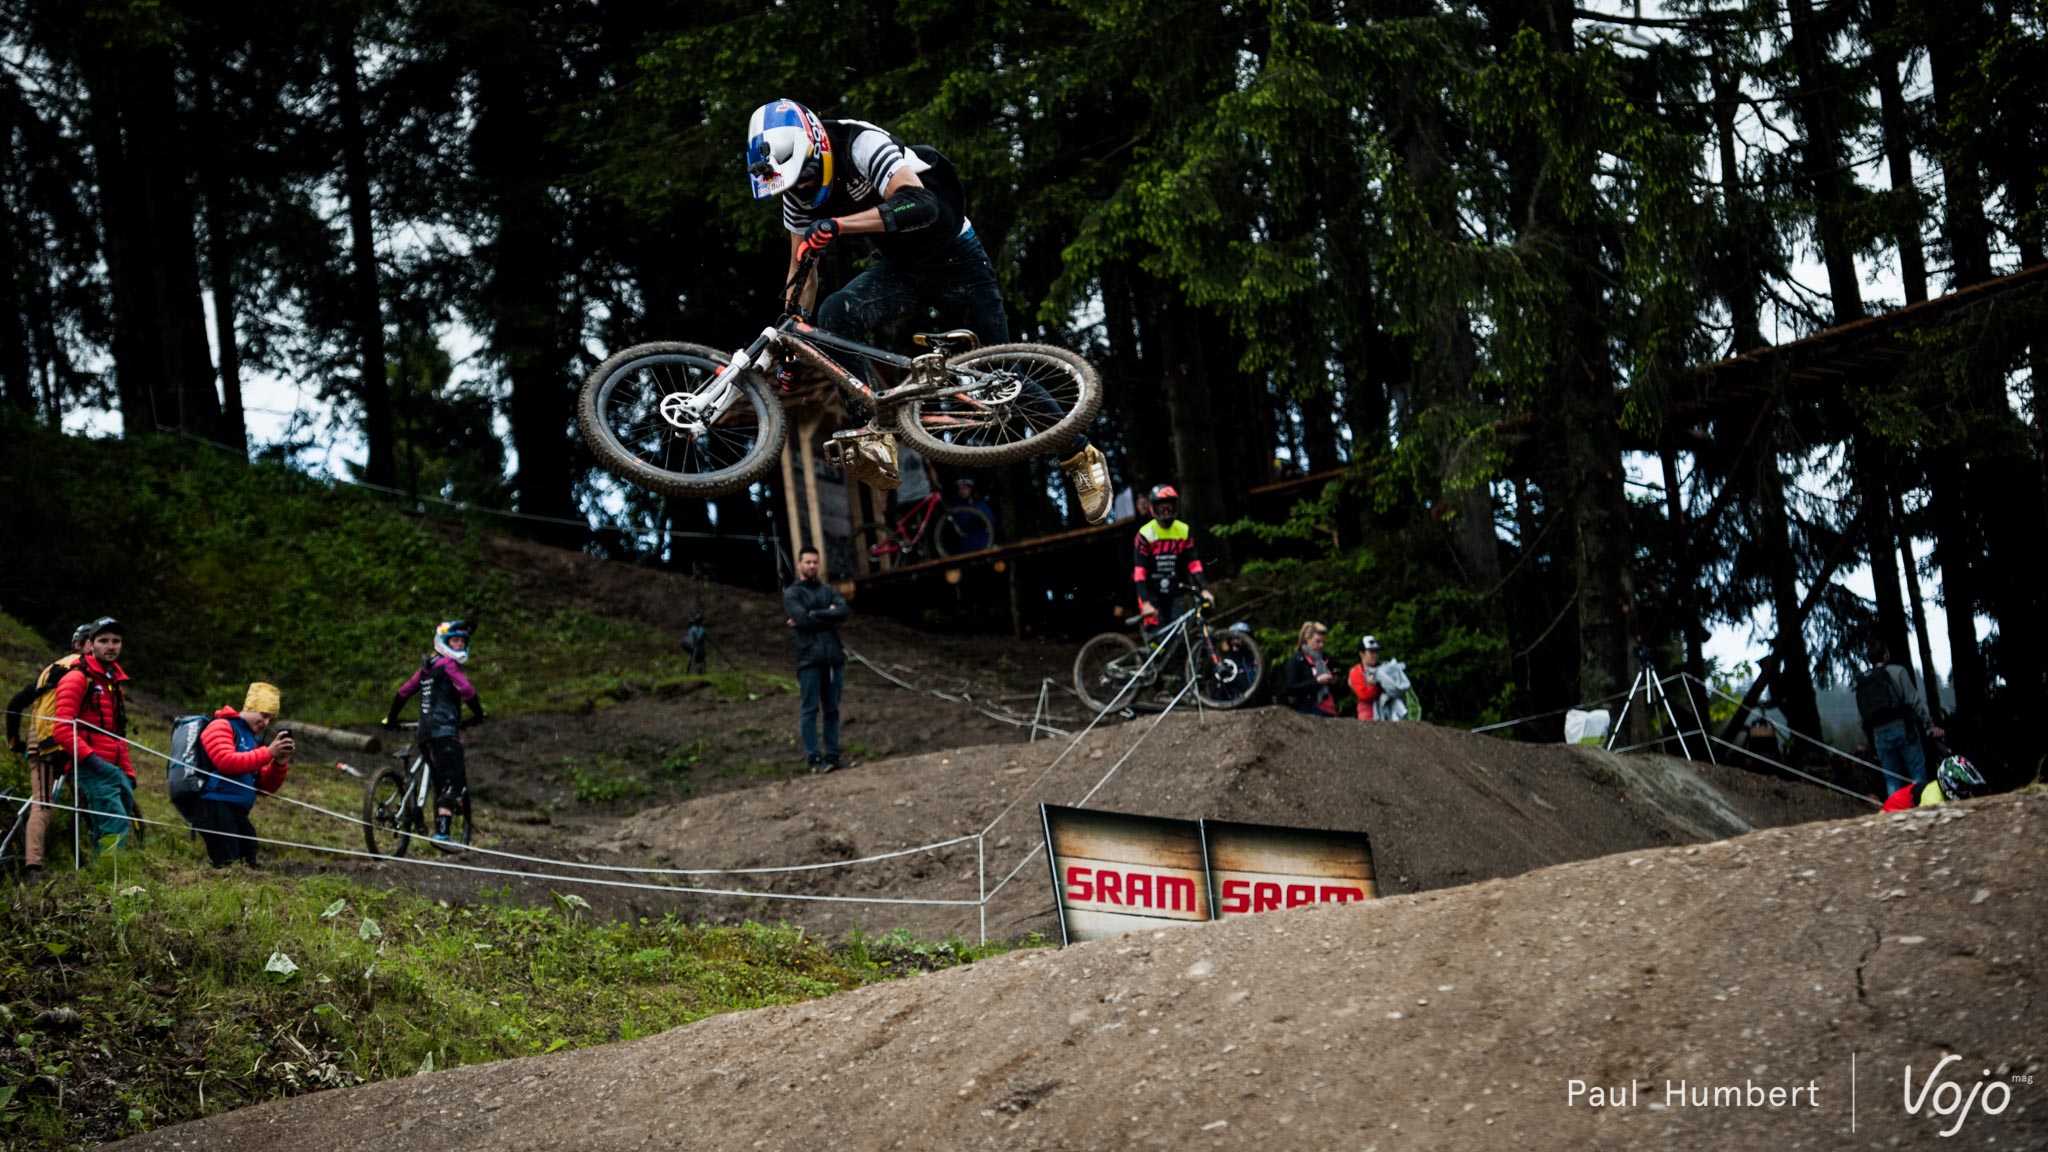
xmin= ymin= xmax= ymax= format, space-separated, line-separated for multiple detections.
xmin=0 ymin=424 xmax=1039 ymax=1148
xmin=0 ymin=848 xmax=1012 ymax=1148
xmin=0 ymin=421 xmax=772 ymax=723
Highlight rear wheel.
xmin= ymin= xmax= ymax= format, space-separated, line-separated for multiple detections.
xmin=1193 ymin=629 xmax=1264 ymax=710
xmin=895 ymin=344 xmax=1101 ymax=466
xmin=578 ymin=341 xmax=785 ymax=497
xmin=362 ymin=766 xmax=417 ymax=859
xmin=933 ymin=505 xmax=995 ymax=557
xmin=1073 ymin=632 xmax=1149 ymax=714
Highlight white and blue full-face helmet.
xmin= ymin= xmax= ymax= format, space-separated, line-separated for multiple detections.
xmin=746 ymin=99 xmax=832 ymax=209
xmin=434 ymin=619 xmax=472 ymax=665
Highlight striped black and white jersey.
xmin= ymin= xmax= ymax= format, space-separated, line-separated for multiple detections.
xmin=782 ymin=119 xmax=971 ymax=263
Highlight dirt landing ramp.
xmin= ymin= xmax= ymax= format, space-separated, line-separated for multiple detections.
xmin=113 ymin=793 xmax=2046 ymax=1151
xmin=581 ymin=708 xmax=1867 ymax=938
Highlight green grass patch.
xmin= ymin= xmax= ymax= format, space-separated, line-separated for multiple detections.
xmin=0 ymin=423 xmax=787 ymax=726
xmin=0 ymin=856 xmax=1037 ymax=1148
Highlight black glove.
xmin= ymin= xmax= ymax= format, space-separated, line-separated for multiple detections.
xmin=799 ymin=217 xmax=841 ymax=255
xmin=382 ymin=694 xmax=406 ymax=729
xmin=466 ymin=699 xmax=488 ymax=725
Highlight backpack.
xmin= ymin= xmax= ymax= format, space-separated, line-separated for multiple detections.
xmin=165 ymin=714 xmax=213 ymax=800
xmin=1853 ymin=666 xmax=1907 ymax=730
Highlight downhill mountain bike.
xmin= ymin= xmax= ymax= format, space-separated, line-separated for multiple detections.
xmin=577 ymin=247 xmax=1101 ymax=497
xmin=362 ymin=722 xmax=474 ymax=858
xmin=848 ymin=492 xmax=996 ymax=574
xmin=1072 ymin=600 xmax=1265 ymax=714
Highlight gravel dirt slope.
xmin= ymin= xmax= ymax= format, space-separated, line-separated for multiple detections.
xmin=562 ymin=707 xmax=1868 ymax=938
xmin=112 ymin=791 xmax=2047 ymax=1152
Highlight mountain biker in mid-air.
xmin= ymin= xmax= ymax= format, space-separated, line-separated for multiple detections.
xmin=746 ymin=98 xmax=1112 ymax=524
xmin=1132 ymin=484 xmax=1213 ymax=643
xmin=382 ymin=620 xmax=486 ymax=843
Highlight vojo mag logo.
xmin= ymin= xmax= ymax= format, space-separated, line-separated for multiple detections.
xmin=1901 ymin=1054 xmax=2026 ymax=1138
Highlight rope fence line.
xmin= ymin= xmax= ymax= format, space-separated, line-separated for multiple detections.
xmin=58 ymin=716 xmax=982 ymax=879
xmin=844 ymin=648 xmax=1075 ymax=739
xmin=8 ymin=635 xmax=1210 ymax=941
xmin=21 ymin=793 xmax=982 ymax=906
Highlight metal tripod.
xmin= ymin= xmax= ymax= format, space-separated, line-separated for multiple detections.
xmin=1606 ymin=658 xmax=1695 ymax=759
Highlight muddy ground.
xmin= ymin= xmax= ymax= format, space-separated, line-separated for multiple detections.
xmin=112 ymin=791 xmax=2047 ymax=1152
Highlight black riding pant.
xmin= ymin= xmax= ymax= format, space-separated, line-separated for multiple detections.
xmin=177 ymin=796 xmax=259 ymax=867
xmin=816 ymin=232 xmax=1091 ymax=455
xmin=423 ymin=736 xmax=468 ymax=812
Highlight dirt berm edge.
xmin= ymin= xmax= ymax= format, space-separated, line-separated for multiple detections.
xmin=113 ymin=791 xmax=2046 ymax=1151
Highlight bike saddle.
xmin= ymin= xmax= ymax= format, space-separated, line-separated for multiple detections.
xmin=911 ymin=329 xmax=980 ymax=355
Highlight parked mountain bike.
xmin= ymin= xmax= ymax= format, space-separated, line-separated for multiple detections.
xmin=362 ymin=722 xmax=471 ymax=858
xmin=847 ymin=492 xmax=997 ymax=574
xmin=577 ymin=247 xmax=1101 ymax=497
xmin=1072 ymin=600 xmax=1264 ymax=714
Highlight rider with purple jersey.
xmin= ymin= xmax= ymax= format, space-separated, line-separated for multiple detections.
xmin=746 ymin=98 xmax=1113 ymax=524
xmin=382 ymin=620 xmax=486 ymax=842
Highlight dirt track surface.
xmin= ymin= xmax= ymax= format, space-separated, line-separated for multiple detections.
xmin=559 ymin=707 xmax=1867 ymax=938
xmin=112 ymin=791 xmax=2048 ymax=1152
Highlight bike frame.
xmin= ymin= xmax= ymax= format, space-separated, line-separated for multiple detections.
xmin=888 ymin=492 xmax=945 ymax=549
xmin=661 ymin=250 xmax=996 ymax=438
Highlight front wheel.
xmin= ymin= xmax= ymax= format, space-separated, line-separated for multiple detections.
xmin=933 ymin=505 xmax=995 ymax=557
xmin=578 ymin=341 xmax=786 ymax=498
xmin=363 ymin=766 xmax=419 ymax=859
xmin=895 ymin=343 xmax=1101 ymax=467
xmin=1193 ymin=630 xmax=1264 ymax=710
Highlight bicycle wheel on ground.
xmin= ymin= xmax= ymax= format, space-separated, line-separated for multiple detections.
xmin=362 ymin=766 xmax=418 ymax=859
xmin=1073 ymin=632 xmax=1150 ymax=714
xmin=578 ymin=341 xmax=786 ymax=498
xmin=1194 ymin=630 xmax=1264 ymax=710
xmin=895 ymin=343 xmax=1101 ymax=467
xmin=933 ymin=505 xmax=995 ymax=557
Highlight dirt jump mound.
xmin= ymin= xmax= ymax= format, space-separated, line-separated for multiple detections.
xmin=113 ymin=792 xmax=2048 ymax=1151
xmin=571 ymin=708 xmax=1869 ymax=938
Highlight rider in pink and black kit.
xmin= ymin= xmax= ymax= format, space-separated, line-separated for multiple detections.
xmin=382 ymin=620 xmax=486 ymax=841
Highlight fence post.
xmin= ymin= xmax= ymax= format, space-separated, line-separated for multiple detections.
xmin=977 ymin=832 xmax=987 ymax=946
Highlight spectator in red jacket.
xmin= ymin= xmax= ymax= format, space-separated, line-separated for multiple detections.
xmin=1347 ymin=635 xmax=1385 ymax=721
xmin=49 ymin=617 xmax=134 ymax=851
xmin=185 ymin=682 xmax=296 ymax=867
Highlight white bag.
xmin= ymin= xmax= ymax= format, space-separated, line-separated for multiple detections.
xmin=1564 ymin=708 xmax=1611 ymax=746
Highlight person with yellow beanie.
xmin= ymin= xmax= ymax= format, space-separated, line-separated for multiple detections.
xmin=181 ymin=681 xmax=296 ymax=867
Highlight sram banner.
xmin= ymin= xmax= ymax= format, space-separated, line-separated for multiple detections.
xmin=1205 ymin=818 xmax=1376 ymax=917
xmin=1041 ymin=805 xmax=1377 ymax=945
xmin=1040 ymin=806 xmax=1210 ymax=944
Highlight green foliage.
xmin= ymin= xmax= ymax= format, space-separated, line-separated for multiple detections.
xmin=0 ymin=424 xmax=784 ymax=723
xmin=0 ymin=859 xmax=1034 ymax=1147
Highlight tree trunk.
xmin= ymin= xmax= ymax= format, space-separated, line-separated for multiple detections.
xmin=475 ymin=57 xmax=579 ymax=535
xmin=1855 ymin=441 xmax=1910 ymax=662
xmin=1928 ymin=457 xmax=1987 ymax=713
xmin=1298 ymin=385 xmax=1339 ymax=474
xmin=1155 ymin=290 xmax=1226 ymax=532
xmin=335 ymin=33 xmax=396 ymax=488
xmin=1783 ymin=0 xmax=1863 ymax=322
xmin=1894 ymin=485 xmax=1944 ymax=720
xmin=1709 ymin=60 xmax=1766 ymax=350
xmin=1867 ymin=0 xmax=1928 ymax=304
xmin=1660 ymin=447 xmax=1705 ymax=679
xmin=198 ymin=53 xmax=247 ymax=456
xmin=1759 ymin=454 xmax=1823 ymax=739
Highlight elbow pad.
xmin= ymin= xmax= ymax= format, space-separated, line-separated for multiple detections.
xmin=879 ymin=185 xmax=941 ymax=233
